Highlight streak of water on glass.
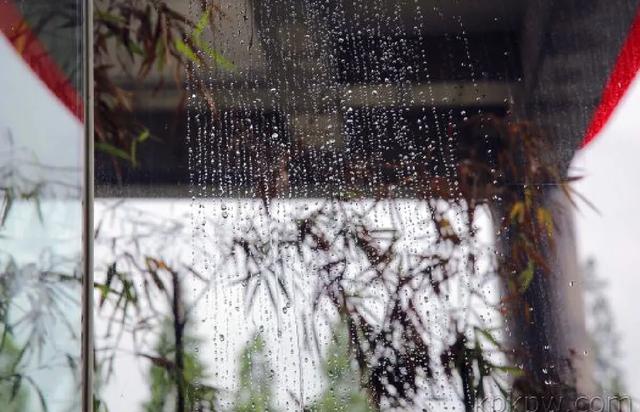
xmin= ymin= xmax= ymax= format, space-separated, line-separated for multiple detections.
xmin=184 ymin=1 xmax=504 ymax=410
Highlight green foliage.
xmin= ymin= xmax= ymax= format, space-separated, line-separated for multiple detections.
xmin=142 ymin=320 xmax=217 ymax=412
xmin=0 ymin=334 xmax=29 ymax=412
xmin=517 ymin=259 xmax=535 ymax=293
xmin=233 ymin=334 xmax=277 ymax=412
xmin=307 ymin=323 xmax=372 ymax=412
xmin=93 ymin=0 xmax=232 ymax=173
xmin=0 ymin=256 xmax=79 ymax=412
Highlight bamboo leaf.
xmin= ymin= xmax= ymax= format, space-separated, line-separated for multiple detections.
xmin=96 ymin=142 xmax=133 ymax=162
xmin=126 ymin=41 xmax=144 ymax=56
xmin=493 ymin=365 xmax=525 ymax=377
xmin=476 ymin=328 xmax=501 ymax=348
xmin=518 ymin=259 xmax=535 ymax=293
xmin=199 ymin=43 xmax=235 ymax=70
xmin=95 ymin=10 xmax=127 ymax=25
xmin=509 ymin=201 xmax=524 ymax=224
xmin=130 ymin=129 xmax=150 ymax=167
xmin=174 ymin=38 xmax=200 ymax=64
xmin=136 ymin=128 xmax=150 ymax=143
xmin=10 ymin=374 xmax=22 ymax=401
xmin=24 ymin=375 xmax=49 ymax=412
xmin=193 ymin=10 xmax=209 ymax=39
xmin=95 ymin=283 xmax=112 ymax=308
xmin=536 ymin=207 xmax=554 ymax=237
xmin=1 ymin=189 xmax=14 ymax=227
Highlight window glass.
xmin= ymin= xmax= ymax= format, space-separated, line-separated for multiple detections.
xmin=93 ymin=1 xmax=640 ymax=411
xmin=0 ymin=0 xmax=85 ymax=410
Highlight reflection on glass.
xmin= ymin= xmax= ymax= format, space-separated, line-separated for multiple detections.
xmin=93 ymin=1 xmax=639 ymax=412
xmin=0 ymin=0 xmax=84 ymax=410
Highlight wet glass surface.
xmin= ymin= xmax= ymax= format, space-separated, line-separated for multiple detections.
xmin=91 ymin=1 xmax=639 ymax=411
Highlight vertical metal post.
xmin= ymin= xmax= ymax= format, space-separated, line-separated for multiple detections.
xmin=81 ymin=0 xmax=94 ymax=410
